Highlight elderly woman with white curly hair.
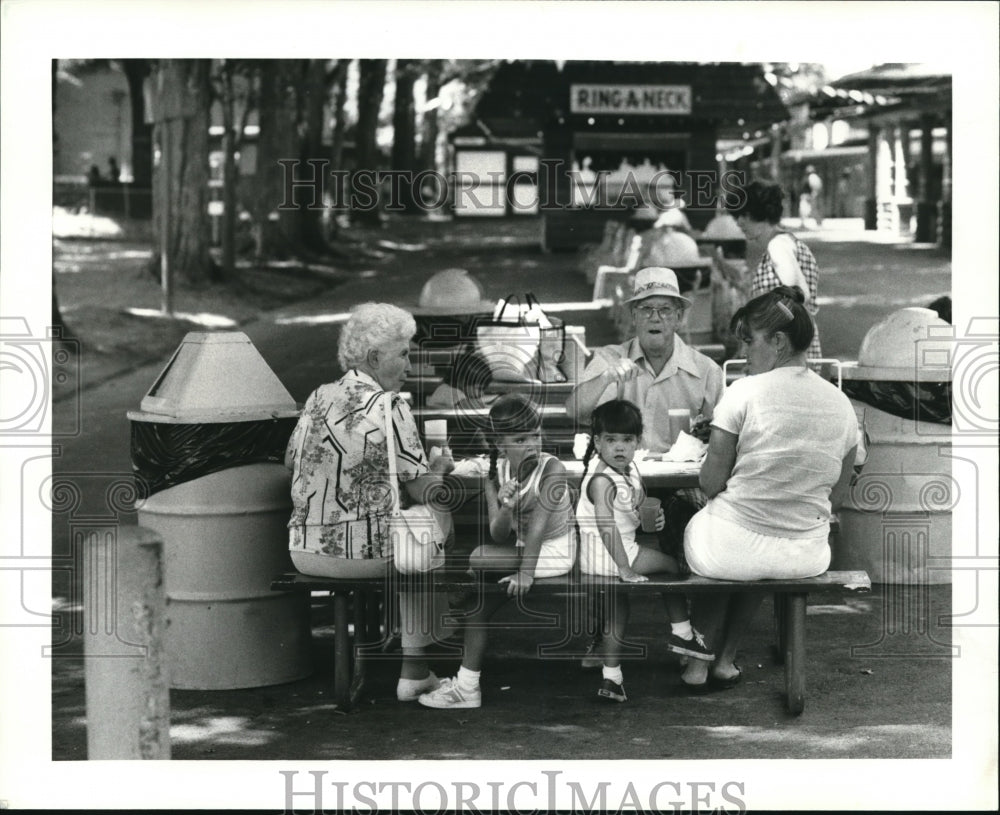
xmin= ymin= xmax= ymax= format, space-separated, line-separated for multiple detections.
xmin=285 ymin=302 xmax=456 ymax=702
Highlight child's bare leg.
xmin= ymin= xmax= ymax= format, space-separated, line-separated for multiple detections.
xmin=630 ymin=546 xmax=714 ymax=662
xmin=599 ymin=590 xmax=629 ymax=669
xmin=459 ymin=594 xmax=508 ymax=671
xmin=456 ymin=544 xmax=520 ymax=672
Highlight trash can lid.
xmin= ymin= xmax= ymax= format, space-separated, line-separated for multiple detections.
xmin=652 ymin=208 xmax=693 ymax=232
xmin=640 ymin=227 xmax=711 ymax=269
xmin=410 ymin=268 xmax=496 ymax=316
xmin=699 ymin=212 xmax=746 ymax=242
xmin=841 ymin=308 xmax=953 ymax=382
xmin=128 ymin=332 xmax=300 ymax=423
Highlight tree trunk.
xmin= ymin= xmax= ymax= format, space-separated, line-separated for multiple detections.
xmin=352 ymin=58 xmax=387 ymax=226
xmin=330 ymin=60 xmax=350 ymax=172
xmin=297 ymin=58 xmax=332 ymax=252
xmin=391 ymin=59 xmax=417 ymax=213
xmin=151 ymin=59 xmax=213 ymax=287
xmin=418 ymin=60 xmax=442 ymax=174
xmin=120 ymin=59 xmax=153 ymax=199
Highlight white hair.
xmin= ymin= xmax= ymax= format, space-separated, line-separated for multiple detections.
xmin=337 ymin=302 xmax=417 ymax=370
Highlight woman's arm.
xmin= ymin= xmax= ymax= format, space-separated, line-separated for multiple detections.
xmin=829 ymin=446 xmax=858 ymax=512
xmin=589 ymin=473 xmax=646 ymax=582
xmin=767 ymin=234 xmax=807 ymax=293
xmin=699 ymin=426 xmax=739 ymax=498
xmin=402 ymin=449 xmax=455 ymax=507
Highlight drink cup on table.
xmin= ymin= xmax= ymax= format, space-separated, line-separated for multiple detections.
xmin=639 ymin=497 xmax=662 ymax=533
xmin=424 ymin=419 xmax=448 ymax=450
xmin=667 ymin=408 xmax=691 ymax=446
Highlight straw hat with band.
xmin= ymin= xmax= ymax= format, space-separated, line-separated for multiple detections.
xmin=623 ymin=266 xmax=693 ymax=307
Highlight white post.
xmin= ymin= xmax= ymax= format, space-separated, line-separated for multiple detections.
xmin=84 ymin=525 xmax=170 ymax=759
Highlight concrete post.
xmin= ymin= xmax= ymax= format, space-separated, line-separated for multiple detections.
xmin=893 ymin=125 xmax=912 ymax=234
xmin=916 ymin=115 xmax=937 ymax=242
xmin=938 ymin=124 xmax=952 ymax=248
xmin=84 ymin=525 xmax=170 ymax=759
xmin=864 ymin=124 xmax=880 ymax=230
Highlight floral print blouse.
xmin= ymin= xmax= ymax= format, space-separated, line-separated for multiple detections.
xmin=286 ymin=369 xmax=427 ymax=559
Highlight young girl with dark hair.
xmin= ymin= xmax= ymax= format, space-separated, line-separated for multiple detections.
xmin=576 ymin=399 xmax=713 ymax=703
xmin=419 ymin=393 xmax=575 ymax=709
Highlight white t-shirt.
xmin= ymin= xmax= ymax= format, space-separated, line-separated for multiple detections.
xmin=709 ymin=367 xmax=857 ymax=538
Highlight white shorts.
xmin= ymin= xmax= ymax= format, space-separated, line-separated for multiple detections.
xmin=580 ymin=532 xmax=638 ymax=578
xmin=517 ymin=530 xmax=576 ymax=578
xmin=684 ymin=505 xmax=830 ymax=581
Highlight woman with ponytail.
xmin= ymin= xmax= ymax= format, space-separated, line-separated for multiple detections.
xmin=678 ymin=285 xmax=857 ymax=692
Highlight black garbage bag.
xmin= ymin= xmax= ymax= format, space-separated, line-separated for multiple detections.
xmin=841 ymin=380 xmax=952 ymax=425
xmin=131 ymin=417 xmax=298 ymax=498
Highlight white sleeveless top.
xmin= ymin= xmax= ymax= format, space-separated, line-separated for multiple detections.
xmin=497 ymin=452 xmax=571 ymax=545
xmin=576 ymin=458 xmax=646 ymax=573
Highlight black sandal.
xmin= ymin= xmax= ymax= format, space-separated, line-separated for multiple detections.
xmin=708 ymin=665 xmax=743 ymax=690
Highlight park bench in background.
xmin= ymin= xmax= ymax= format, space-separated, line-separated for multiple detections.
xmin=271 ymin=569 xmax=871 ymax=715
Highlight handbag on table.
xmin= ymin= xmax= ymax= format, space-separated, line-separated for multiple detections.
xmin=475 ymin=293 xmax=567 ymax=383
xmin=382 ymin=393 xmax=446 ymax=574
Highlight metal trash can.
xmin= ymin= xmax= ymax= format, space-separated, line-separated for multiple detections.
xmin=835 ymin=308 xmax=954 ymax=584
xmin=129 ymin=332 xmax=311 ymax=689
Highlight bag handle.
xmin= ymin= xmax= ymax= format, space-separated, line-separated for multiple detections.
xmin=492 ymin=293 xmax=522 ymax=323
xmin=382 ymin=392 xmax=401 ymax=515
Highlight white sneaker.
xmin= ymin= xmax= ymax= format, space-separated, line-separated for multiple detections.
xmin=396 ymin=671 xmax=443 ymax=702
xmin=418 ymin=676 xmax=482 ymax=709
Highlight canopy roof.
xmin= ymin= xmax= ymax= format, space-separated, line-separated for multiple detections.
xmin=471 ymin=60 xmax=788 ymax=138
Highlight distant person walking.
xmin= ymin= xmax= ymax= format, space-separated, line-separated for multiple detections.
xmin=835 ymin=169 xmax=851 ymax=218
xmin=799 ymin=165 xmax=823 ymax=227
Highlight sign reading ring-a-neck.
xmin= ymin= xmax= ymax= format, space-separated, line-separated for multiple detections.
xmin=570 ymin=84 xmax=693 ymax=115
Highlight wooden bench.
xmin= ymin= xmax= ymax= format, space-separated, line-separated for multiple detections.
xmin=271 ymin=569 xmax=871 ymax=715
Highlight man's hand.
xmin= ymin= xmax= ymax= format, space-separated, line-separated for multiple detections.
xmin=618 ymin=567 xmax=648 ymax=584
xmin=606 ymin=357 xmax=639 ymax=385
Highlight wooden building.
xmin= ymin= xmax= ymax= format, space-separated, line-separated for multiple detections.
xmin=829 ymin=64 xmax=952 ymax=245
xmin=449 ymin=61 xmax=787 ymax=250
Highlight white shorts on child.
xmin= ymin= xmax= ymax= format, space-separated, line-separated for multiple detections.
xmin=517 ymin=531 xmax=576 ymax=578
xmin=579 ymin=533 xmax=638 ymax=578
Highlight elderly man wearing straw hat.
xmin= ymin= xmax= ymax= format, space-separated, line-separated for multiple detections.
xmin=566 ymin=266 xmax=724 ymax=453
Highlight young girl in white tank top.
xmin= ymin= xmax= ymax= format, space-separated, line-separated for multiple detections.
xmin=419 ymin=394 xmax=574 ymax=710
xmin=576 ymin=400 xmax=714 ymax=703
